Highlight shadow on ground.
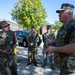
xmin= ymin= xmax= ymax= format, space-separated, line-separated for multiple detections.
xmin=17 ymin=46 xmax=60 ymax=75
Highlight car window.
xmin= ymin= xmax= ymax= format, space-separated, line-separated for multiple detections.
xmin=23 ymin=31 xmax=29 ymax=37
xmin=15 ymin=30 xmax=23 ymax=36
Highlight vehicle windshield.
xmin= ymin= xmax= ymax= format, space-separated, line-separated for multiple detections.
xmin=22 ymin=31 xmax=29 ymax=37
xmin=15 ymin=30 xmax=23 ymax=36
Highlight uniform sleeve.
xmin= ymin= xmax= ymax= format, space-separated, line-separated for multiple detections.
xmin=52 ymin=33 xmax=55 ymax=40
xmin=69 ymin=30 xmax=75 ymax=43
xmin=34 ymin=32 xmax=38 ymax=43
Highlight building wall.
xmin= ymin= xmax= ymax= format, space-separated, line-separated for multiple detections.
xmin=7 ymin=21 xmax=23 ymax=31
xmin=0 ymin=19 xmax=23 ymax=31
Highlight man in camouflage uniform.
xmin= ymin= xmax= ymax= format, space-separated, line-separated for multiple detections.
xmin=0 ymin=21 xmax=17 ymax=75
xmin=27 ymin=25 xmax=38 ymax=66
xmin=46 ymin=3 xmax=75 ymax=75
xmin=41 ymin=25 xmax=55 ymax=69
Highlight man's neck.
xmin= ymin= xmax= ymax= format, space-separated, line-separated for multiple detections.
xmin=47 ymin=31 xmax=50 ymax=34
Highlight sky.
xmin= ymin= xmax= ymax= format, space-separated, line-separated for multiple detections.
xmin=0 ymin=0 xmax=75 ymax=24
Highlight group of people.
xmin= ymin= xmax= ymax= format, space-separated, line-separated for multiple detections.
xmin=26 ymin=24 xmax=55 ymax=68
xmin=46 ymin=3 xmax=75 ymax=75
xmin=0 ymin=3 xmax=75 ymax=75
xmin=26 ymin=3 xmax=75 ymax=75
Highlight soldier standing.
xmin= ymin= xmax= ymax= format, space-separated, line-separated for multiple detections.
xmin=46 ymin=3 xmax=75 ymax=75
xmin=27 ymin=25 xmax=38 ymax=66
xmin=41 ymin=25 xmax=55 ymax=69
xmin=0 ymin=21 xmax=17 ymax=75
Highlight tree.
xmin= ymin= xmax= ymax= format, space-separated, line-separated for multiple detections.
xmin=10 ymin=0 xmax=47 ymax=30
xmin=51 ymin=21 xmax=63 ymax=33
xmin=40 ymin=20 xmax=50 ymax=26
xmin=52 ymin=21 xmax=62 ymax=29
xmin=73 ymin=14 xmax=75 ymax=19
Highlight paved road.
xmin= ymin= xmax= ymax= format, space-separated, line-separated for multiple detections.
xmin=17 ymin=44 xmax=60 ymax=75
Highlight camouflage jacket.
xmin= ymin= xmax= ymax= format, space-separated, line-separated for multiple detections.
xmin=0 ymin=30 xmax=16 ymax=64
xmin=54 ymin=19 xmax=75 ymax=72
xmin=0 ymin=30 xmax=16 ymax=54
xmin=27 ymin=31 xmax=38 ymax=48
xmin=43 ymin=32 xmax=55 ymax=49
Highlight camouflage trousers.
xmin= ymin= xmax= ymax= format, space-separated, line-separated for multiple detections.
xmin=0 ymin=54 xmax=17 ymax=75
xmin=0 ymin=55 xmax=7 ymax=75
xmin=43 ymin=49 xmax=54 ymax=64
xmin=60 ymin=68 xmax=75 ymax=75
xmin=28 ymin=47 xmax=37 ymax=63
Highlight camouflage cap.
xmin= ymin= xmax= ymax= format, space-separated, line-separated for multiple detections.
xmin=56 ymin=3 xmax=74 ymax=13
xmin=47 ymin=25 xmax=51 ymax=29
xmin=0 ymin=20 xmax=10 ymax=29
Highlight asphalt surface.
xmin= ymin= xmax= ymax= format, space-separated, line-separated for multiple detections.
xmin=17 ymin=43 xmax=60 ymax=75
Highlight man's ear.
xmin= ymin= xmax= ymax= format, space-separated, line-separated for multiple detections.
xmin=66 ymin=12 xmax=70 ymax=17
xmin=68 ymin=11 xmax=71 ymax=16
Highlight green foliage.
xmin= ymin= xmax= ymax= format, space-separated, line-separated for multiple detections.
xmin=10 ymin=0 xmax=47 ymax=30
xmin=40 ymin=20 xmax=49 ymax=26
xmin=73 ymin=14 xmax=75 ymax=19
xmin=51 ymin=21 xmax=63 ymax=32
xmin=52 ymin=21 xmax=63 ymax=29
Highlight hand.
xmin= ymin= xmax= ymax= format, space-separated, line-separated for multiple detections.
xmin=46 ymin=46 xmax=55 ymax=54
xmin=30 ymin=43 xmax=33 ymax=46
xmin=1 ymin=50 xmax=12 ymax=54
xmin=7 ymin=50 xmax=12 ymax=54
xmin=46 ymin=39 xmax=52 ymax=46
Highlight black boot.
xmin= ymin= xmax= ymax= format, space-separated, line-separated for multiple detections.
xmin=11 ymin=71 xmax=17 ymax=75
xmin=51 ymin=64 xmax=56 ymax=70
xmin=34 ymin=61 xmax=37 ymax=66
xmin=27 ymin=62 xmax=32 ymax=65
xmin=41 ymin=63 xmax=46 ymax=67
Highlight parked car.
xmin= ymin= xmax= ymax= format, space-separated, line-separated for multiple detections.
xmin=15 ymin=30 xmax=29 ymax=47
xmin=22 ymin=30 xmax=29 ymax=47
xmin=0 ymin=30 xmax=2 ymax=33
xmin=15 ymin=30 xmax=42 ymax=47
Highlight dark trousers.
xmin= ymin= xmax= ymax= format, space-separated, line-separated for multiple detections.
xmin=9 ymin=61 xmax=17 ymax=75
xmin=43 ymin=50 xmax=54 ymax=64
xmin=8 ymin=54 xmax=17 ymax=75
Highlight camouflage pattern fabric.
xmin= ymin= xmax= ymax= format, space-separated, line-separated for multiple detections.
xmin=0 ymin=56 xmax=8 ymax=75
xmin=28 ymin=47 xmax=37 ymax=63
xmin=27 ymin=31 xmax=38 ymax=48
xmin=60 ymin=68 xmax=75 ymax=75
xmin=27 ymin=31 xmax=38 ymax=63
xmin=54 ymin=19 xmax=75 ymax=73
xmin=43 ymin=32 xmax=55 ymax=49
xmin=0 ymin=30 xmax=17 ymax=75
xmin=42 ymin=32 xmax=55 ymax=64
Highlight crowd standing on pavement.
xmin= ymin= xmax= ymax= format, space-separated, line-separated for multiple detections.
xmin=0 ymin=2 xmax=75 ymax=75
